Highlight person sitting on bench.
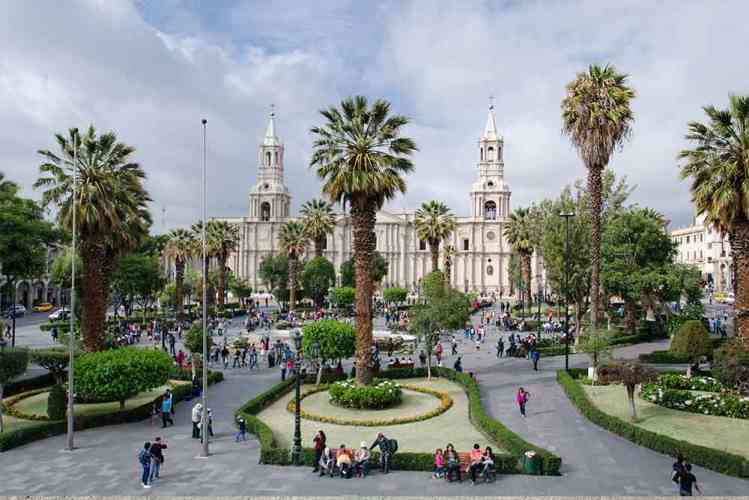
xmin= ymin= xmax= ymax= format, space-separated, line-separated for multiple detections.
xmin=319 ymin=446 xmax=334 ymax=477
xmin=336 ymin=444 xmax=353 ymax=478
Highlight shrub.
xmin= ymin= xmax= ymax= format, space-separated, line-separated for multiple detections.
xmin=712 ymin=339 xmax=749 ymax=394
xmin=31 ymin=348 xmax=71 ymax=385
xmin=47 ymin=383 xmax=67 ymax=420
xmin=383 ymin=287 xmax=408 ymax=304
xmin=330 ymin=287 xmax=355 ymax=308
xmin=640 ymin=384 xmax=749 ymax=419
xmin=301 ymin=320 xmax=355 ymax=362
xmin=183 ymin=322 xmax=213 ymax=355
xmin=328 ymin=379 xmax=402 ymax=409
xmin=74 ymin=348 xmax=173 ymax=408
xmin=0 ymin=348 xmax=29 ymax=432
xmin=655 ymin=373 xmax=724 ymax=392
xmin=670 ymin=320 xmax=711 ymax=365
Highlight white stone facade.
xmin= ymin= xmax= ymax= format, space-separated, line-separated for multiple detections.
xmin=222 ymin=107 xmax=543 ymax=297
xmin=670 ymin=213 xmax=732 ymax=292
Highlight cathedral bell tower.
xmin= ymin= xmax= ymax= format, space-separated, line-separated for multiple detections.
xmin=249 ymin=107 xmax=291 ymax=221
xmin=470 ymin=103 xmax=511 ymax=220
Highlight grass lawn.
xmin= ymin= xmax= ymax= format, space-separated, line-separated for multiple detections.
xmin=10 ymin=381 xmax=189 ymax=420
xmin=258 ymin=377 xmax=507 ymax=454
xmin=582 ymin=384 xmax=749 ymax=457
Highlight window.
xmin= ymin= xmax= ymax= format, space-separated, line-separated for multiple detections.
xmin=265 ymin=151 xmax=271 ymax=166
xmin=274 ymin=151 xmax=279 ymax=164
xmin=487 ymin=146 xmax=494 ymax=161
xmin=260 ymin=202 xmax=271 ymax=221
xmin=484 ymin=201 xmax=497 ymax=220
xmin=687 ymin=236 xmax=690 ymax=243
xmin=321 ymin=237 xmax=327 ymax=251
xmin=486 ymin=231 xmax=495 ymax=241
xmin=486 ymin=265 xmax=494 ymax=276
xmin=463 ymin=239 xmax=469 ymax=251
xmin=419 ymin=239 xmax=426 ymax=251
xmin=480 ymin=148 xmax=484 ymax=161
xmin=487 ymin=180 xmax=494 ymax=188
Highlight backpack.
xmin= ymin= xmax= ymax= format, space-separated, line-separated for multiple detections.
xmin=388 ymin=438 xmax=398 ymax=454
xmin=138 ymin=449 xmax=150 ymax=466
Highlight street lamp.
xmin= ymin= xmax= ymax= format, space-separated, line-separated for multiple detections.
xmin=560 ymin=211 xmax=575 ymax=372
xmin=291 ymin=329 xmax=304 ymax=465
xmin=66 ymin=132 xmax=79 ymax=451
xmin=200 ymin=118 xmax=209 ymax=458
xmin=536 ymin=283 xmax=543 ymax=341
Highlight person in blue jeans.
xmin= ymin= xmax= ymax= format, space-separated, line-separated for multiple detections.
xmin=138 ymin=442 xmax=152 ymax=489
xmin=235 ymin=417 xmax=247 ymax=442
xmin=149 ymin=437 xmax=167 ymax=482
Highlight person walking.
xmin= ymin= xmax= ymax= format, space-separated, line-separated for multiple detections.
xmin=138 ymin=442 xmax=152 ymax=489
xmin=496 ymin=338 xmax=504 ymax=358
xmin=312 ymin=430 xmax=327 ymax=473
xmin=235 ymin=416 xmax=247 ymax=442
xmin=531 ymin=349 xmax=540 ymax=371
xmin=160 ymin=389 xmax=174 ymax=427
xmin=672 ymin=455 xmax=686 ymax=494
xmin=191 ymin=403 xmax=202 ymax=439
xmin=149 ymin=437 xmax=167 ymax=483
xmin=516 ymin=387 xmax=529 ymax=417
xmin=679 ymin=463 xmax=702 ymax=496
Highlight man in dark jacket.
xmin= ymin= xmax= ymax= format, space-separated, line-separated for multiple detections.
xmin=369 ymin=433 xmax=393 ymax=474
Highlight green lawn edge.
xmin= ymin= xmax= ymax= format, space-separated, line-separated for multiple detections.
xmin=236 ymin=367 xmax=561 ymax=475
xmin=557 ymin=368 xmax=749 ymax=478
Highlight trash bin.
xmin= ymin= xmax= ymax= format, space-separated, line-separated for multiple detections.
xmin=523 ymin=450 xmax=541 ymax=475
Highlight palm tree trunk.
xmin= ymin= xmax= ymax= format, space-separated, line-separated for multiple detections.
xmin=351 ymin=201 xmax=376 ymax=386
xmin=731 ymin=220 xmax=749 ymax=345
xmin=430 ymin=240 xmax=439 ymax=273
xmin=623 ymin=299 xmax=635 ymax=335
xmin=314 ymin=238 xmax=324 ymax=258
xmin=175 ymin=260 xmax=185 ymax=322
xmin=588 ymin=164 xmax=604 ymax=336
xmin=288 ymin=255 xmax=297 ymax=313
xmin=79 ymin=238 xmax=108 ymax=352
xmin=444 ymin=259 xmax=452 ymax=287
xmin=217 ymin=254 xmax=227 ymax=308
xmin=626 ymin=385 xmax=637 ymax=421
xmin=521 ymin=252 xmax=532 ymax=318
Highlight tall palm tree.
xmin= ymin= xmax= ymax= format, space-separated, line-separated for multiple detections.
xmin=35 ymin=126 xmax=151 ymax=351
xmin=443 ymin=244 xmax=456 ymax=287
xmin=278 ymin=220 xmax=307 ymax=313
xmin=164 ymin=228 xmax=194 ymax=322
xmin=680 ymin=95 xmax=749 ymax=343
xmin=504 ymin=207 xmax=534 ymax=315
xmin=310 ymin=96 xmax=417 ymax=385
xmin=207 ymin=220 xmax=239 ymax=308
xmin=415 ymin=200 xmax=457 ymax=272
xmin=561 ymin=64 xmax=635 ymax=334
xmin=300 ymin=198 xmax=336 ymax=257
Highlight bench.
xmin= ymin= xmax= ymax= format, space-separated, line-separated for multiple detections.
xmin=446 ymin=452 xmax=494 ymax=483
xmin=320 ymin=448 xmax=357 ymax=477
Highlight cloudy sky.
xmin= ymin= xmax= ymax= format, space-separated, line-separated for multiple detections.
xmin=2 ymin=0 xmax=748 ymax=233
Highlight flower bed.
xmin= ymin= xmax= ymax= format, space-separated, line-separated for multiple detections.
xmin=287 ymin=383 xmax=453 ymax=426
xmin=640 ymin=374 xmax=749 ymax=419
xmin=328 ymin=379 xmax=402 ymax=409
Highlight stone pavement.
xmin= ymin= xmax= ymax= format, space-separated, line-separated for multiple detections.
xmin=1 ymin=313 xmax=748 ymax=496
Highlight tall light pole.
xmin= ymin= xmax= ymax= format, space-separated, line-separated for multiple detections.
xmin=291 ymin=329 xmax=303 ymax=465
xmin=560 ymin=212 xmax=575 ymax=372
xmin=66 ymin=131 xmax=78 ymax=451
xmin=200 ymin=118 xmax=209 ymax=458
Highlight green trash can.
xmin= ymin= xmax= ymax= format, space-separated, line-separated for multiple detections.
xmin=523 ymin=450 xmax=541 ymax=475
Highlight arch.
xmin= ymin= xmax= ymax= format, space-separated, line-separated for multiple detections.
xmin=480 ymin=147 xmax=484 ymax=161
xmin=265 ymin=151 xmax=271 ymax=166
xmin=260 ymin=202 xmax=271 ymax=221
xmin=274 ymin=151 xmax=279 ymax=165
xmin=484 ymin=200 xmax=497 ymax=220
xmin=487 ymin=146 xmax=494 ymax=161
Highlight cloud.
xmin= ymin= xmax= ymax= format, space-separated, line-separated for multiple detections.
xmin=1 ymin=0 xmax=748 ymax=234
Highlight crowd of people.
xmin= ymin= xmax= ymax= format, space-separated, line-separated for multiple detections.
xmin=313 ymin=431 xmax=397 ymax=478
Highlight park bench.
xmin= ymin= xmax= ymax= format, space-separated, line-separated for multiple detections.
xmin=321 ymin=448 xmax=356 ymax=477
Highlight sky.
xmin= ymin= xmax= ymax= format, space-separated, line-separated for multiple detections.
xmin=2 ymin=0 xmax=748 ymax=233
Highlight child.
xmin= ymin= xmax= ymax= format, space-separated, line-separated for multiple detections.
xmin=433 ymin=448 xmax=445 ymax=478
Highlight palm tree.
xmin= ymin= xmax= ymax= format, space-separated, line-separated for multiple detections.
xmin=504 ymin=207 xmax=534 ymax=315
xmin=443 ymin=244 xmax=456 ymax=287
xmin=278 ymin=220 xmax=307 ymax=313
xmin=0 ymin=172 xmax=19 ymax=198
xmin=164 ymin=228 xmax=194 ymax=322
xmin=35 ymin=126 xmax=151 ymax=351
xmin=300 ymin=198 xmax=336 ymax=257
xmin=415 ymin=200 xmax=457 ymax=272
xmin=561 ymin=64 xmax=635 ymax=334
xmin=680 ymin=95 xmax=749 ymax=343
xmin=207 ymin=220 xmax=239 ymax=308
xmin=310 ymin=96 xmax=417 ymax=385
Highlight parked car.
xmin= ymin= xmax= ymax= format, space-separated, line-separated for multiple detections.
xmin=49 ymin=308 xmax=70 ymax=321
xmin=33 ymin=303 xmax=54 ymax=312
xmin=724 ymin=292 xmax=735 ymax=305
xmin=3 ymin=305 xmax=26 ymax=318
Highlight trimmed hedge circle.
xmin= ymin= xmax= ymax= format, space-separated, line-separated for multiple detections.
xmin=287 ymin=383 xmax=453 ymax=426
xmin=328 ymin=379 xmax=402 ymax=409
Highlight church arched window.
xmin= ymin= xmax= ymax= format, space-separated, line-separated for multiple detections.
xmin=480 ymin=148 xmax=484 ymax=161
xmin=487 ymin=146 xmax=494 ymax=161
xmin=265 ymin=151 xmax=271 ymax=166
xmin=484 ymin=200 xmax=497 ymax=220
xmin=260 ymin=202 xmax=271 ymax=221
xmin=274 ymin=151 xmax=279 ymax=165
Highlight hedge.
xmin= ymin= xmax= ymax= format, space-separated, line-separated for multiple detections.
xmin=557 ymin=369 xmax=749 ymax=478
xmin=638 ymin=350 xmax=690 ymax=364
xmin=4 ymin=372 xmax=56 ymax=398
xmin=235 ymin=367 xmax=561 ymax=475
xmin=0 ymin=370 xmax=223 ymax=452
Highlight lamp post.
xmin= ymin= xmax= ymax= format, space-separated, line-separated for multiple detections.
xmin=560 ymin=211 xmax=575 ymax=372
xmin=66 ymin=132 xmax=78 ymax=451
xmin=200 ymin=118 xmax=209 ymax=458
xmin=291 ymin=329 xmax=304 ymax=465
xmin=536 ymin=285 xmax=543 ymax=341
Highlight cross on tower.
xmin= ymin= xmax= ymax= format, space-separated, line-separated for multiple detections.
xmin=489 ymin=95 xmax=495 ymax=110
xmin=270 ymin=103 xmax=275 ymax=117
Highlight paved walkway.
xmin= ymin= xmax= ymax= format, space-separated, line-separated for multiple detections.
xmin=1 ymin=313 xmax=748 ymax=496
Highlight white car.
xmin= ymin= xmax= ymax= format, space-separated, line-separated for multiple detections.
xmin=49 ymin=308 xmax=70 ymax=321
xmin=724 ymin=293 xmax=735 ymax=305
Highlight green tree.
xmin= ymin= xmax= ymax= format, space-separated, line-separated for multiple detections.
xmin=679 ymin=95 xmax=749 ymax=345
xmin=599 ymin=360 xmax=656 ymax=421
xmin=330 ymin=287 xmax=356 ymax=309
xmin=301 ymin=257 xmax=336 ymax=307
xmin=228 ymin=276 xmax=253 ymax=307
xmin=110 ymin=253 xmax=164 ymax=319
xmin=507 ymin=254 xmax=523 ymax=298
xmin=340 ymin=252 xmax=388 ymax=288
xmin=300 ymin=198 xmax=336 ymax=257
xmin=383 ymin=287 xmax=408 ymax=304
xmin=184 ymin=321 xmax=214 ymax=355
xmin=35 ymin=127 xmax=152 ymax=352
xmin=414 ymin=200 xmax=456 ymax=272
xmin=310 ymin=96 xmax=417 ymax=386
xmin=671 ymin=320 xmax=712 ymax=377
xmin=0 ymin=348 xmax=29 ymax=432
xmin=562 ymin=64 xmax=636 ymax=336
xmin=278 ymin=220 xmax=308 ymax=312
xmin=31 ymin=349 xmax=71 ymax=419
xmin=0 ymin=185 xmax=57 ymax=345
xmin=258 ymin=254 xmax=289 ymax=302
xmin=164 ymin=228 xmax=194 ymax=321
xmin=504 ymin=207 xmax=535 ymax=314
xmin=206 ymin=221 xmax=239 ymax=308
xmin=302 ymin=319 xmax=356 ymax=384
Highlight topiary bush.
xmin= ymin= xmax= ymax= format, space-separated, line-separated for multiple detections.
xmin=47 ymin=383 xmax=66 ymax=420
xmin=302 ymin=319 xmax=355 ymax=362
xmin=670 ymin=320 xmax=712 ymax=368
xmin=712 ymin=339 xmax=749 ymax=394
xmin=31 ymin=348 xmax=71 ymax=385
xmin=328 ymin=379 xmax=402 ymax=409
xmin=183 ymin=322 xmax=213 ymax=355
xmin=74 ymin=348 xmax=173 ymax=408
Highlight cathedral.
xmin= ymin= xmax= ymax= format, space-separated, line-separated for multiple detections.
xmin=223 ymin=106 xmax=543 ymax=298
